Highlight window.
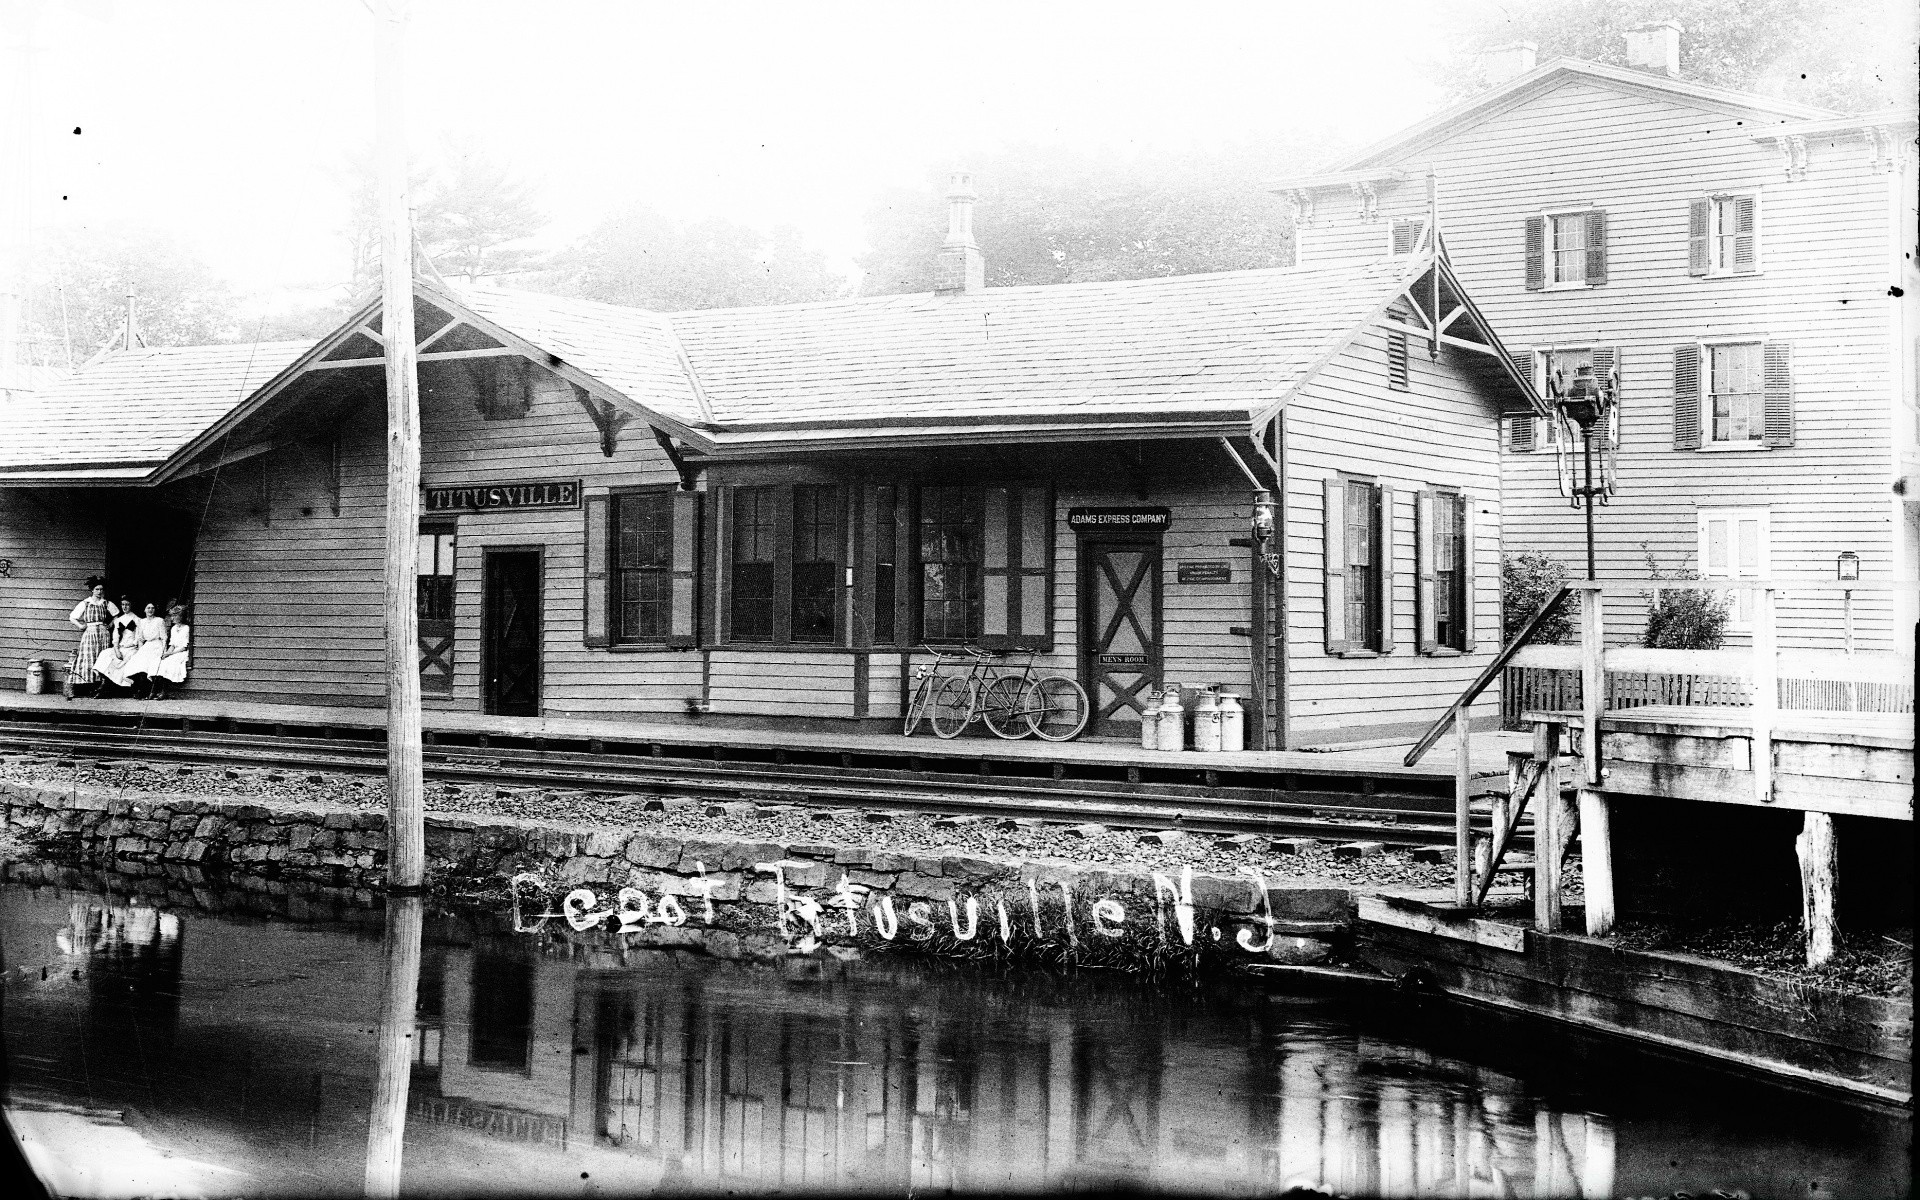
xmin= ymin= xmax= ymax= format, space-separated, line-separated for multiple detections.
xmin=613 ymin=491 xmax=672 ymax=642
xmin=1707 ymin=342 xmax=1763 ymax=444
xmin=1324 ymin=477 xmax=1391 ymax=655
xmin=790 ymin=485 xmax=840 ymax=643
xmin=872 ymin=486 xmax=897 ymax=645
xmin=1525 ymin=209 xmax=1608 ymax=291
xmin=729 ymin=486 xmax=778 ymax=641
xmin=1698 ymin=508 xmax=1768 ymax=630
xmin=919 ymin=486 xmax=981 ymax=642
xmin=1511 ymin=347 xmax=1619 ymax=451
xmin=416 ymin=523 xmax=456 ymax=695
xmin=1388 ymin=218 xmax=1427 ymax=257
xmin=1423 ymin=492 xmax=1472 ymax=653
xmin=1690 ymin=194 xmax=1759 ymax=277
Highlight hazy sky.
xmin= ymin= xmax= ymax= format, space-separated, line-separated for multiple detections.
xmin=8 ymin=0 xmax=1464 ymax=309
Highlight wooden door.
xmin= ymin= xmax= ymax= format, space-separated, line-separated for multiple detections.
xmin=483 ymin=550 xmax=542 ymax=716
xmin=1078 ymin=538 xmax=1162 ymax=738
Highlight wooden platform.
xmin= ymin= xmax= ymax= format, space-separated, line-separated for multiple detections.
xmin=0 ymin=689 xmax=1524 ymax=782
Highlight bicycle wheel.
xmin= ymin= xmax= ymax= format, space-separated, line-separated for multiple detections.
xmin=930 ymin=675 xmax=975 ymax=739
xmin=981 ymin=675 xmax=1037 ymax=739
xmin=1028 ymin=676 xmax=1090 ymax=741
xmin=902 ymin=674 xmax=936 ymax=736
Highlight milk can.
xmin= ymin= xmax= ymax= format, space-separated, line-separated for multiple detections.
xmin=1154 ymin=685 xmax=1187 ymax=752
xmin=1138 ymin=689 xmax=1161 ymax=751
xmin=1216 ymin=690 xmax=1246 ymax=752
xmin=1192 ymin=689 xmax=1224 ymax=753
xmin=24 ymin=659 xmax=44 ymax=695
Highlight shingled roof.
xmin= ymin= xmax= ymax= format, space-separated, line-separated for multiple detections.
xmin=0 ymin=341 xmax=311 ymax=482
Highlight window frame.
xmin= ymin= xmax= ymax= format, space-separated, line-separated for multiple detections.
xmin=1696 ymin=507 xmax=1769 ymax=632
xmin=1703 ymin=339 xmax=1767 ymax=449
xmin=1544 ymin=209 xmax=1591 ymax=288
xmin=416 ymin=519 xmax=458 ymax=695
xmin=1431 ymin=490 xmax=1469 ymax=652
xmin=608 ymin=486 xmax=677 ymax=646
xmin=1325 ymin=474 xmax=1390 ymax=657
xmin=1704 ymin=192 xmax=1762 ymax=278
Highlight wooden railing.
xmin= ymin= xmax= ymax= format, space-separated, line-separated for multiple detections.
xmin=1408 ymin=580 xmax=1914 ymax=937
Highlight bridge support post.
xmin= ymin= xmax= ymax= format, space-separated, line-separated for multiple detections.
xmin=1578 ymin=788 xmax=1614 ymax=936
xmin=1796 ymin=810 xmax=1837 ymax=967
xmin=1533 ymin=720 xmax=1563 ymax=933
xmin=1453 ymin=715 xmax=1472 ymax=905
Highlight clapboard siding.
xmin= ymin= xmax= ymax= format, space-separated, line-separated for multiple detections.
xmin=1296 ymin=77 xmax=1909 ymax=653
xmin=1284 ymin=331 xmax=1503 ymax=743
xmin=0 ymin=490 xmax=110 ymax=681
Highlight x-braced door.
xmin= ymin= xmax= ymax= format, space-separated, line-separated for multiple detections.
xmin=1078 ymin=538 xmax=1162 ymax=738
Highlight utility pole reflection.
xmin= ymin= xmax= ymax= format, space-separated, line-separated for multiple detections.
xmin=364 ymin=895 xmax=426 ymax=1197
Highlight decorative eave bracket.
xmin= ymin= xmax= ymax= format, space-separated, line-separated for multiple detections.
xmin=651 ymin=426 xmax=700 ymax=491
xmin=1768 ymin=134 xmax=1810 ymax=181
xmin=570 ymin=384 xmax=634 ymax=458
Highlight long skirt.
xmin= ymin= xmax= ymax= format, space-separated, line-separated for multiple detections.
xmin=123 ymin=639 xmax=165 ymax=679
xmin=71 ymin=624 xmax=111 ymax=684
xmin=157 ymin=650 xmax=189 ymax=684
xmin=94 ymin=648 xmax=138 ymax=688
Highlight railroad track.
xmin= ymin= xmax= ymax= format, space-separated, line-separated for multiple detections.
xmin=0 ymin=711 xmax=1522 ymax=849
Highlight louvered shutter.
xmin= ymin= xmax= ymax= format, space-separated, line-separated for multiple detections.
xmin=1388 ymin=326 xmax=1410 ymax=391
xmin=1460 ymin=498 xmax=1477 ymax=652
xmin=1392 ymin=220 xmax=1422 ymax=255
xmin=667 ymin=490 xmax=702 ymax=648
xmin=1323 ymin=478 xmax=1348 ymax=654
xmin=1585 ymin=210 xmax=1608 ymax=285
xmin=583 ymin=493 xmax=611 ymax=648
xmin=1688 ymin=198 xmax=1711 ymax=276
xmin=1507 ymin=349 xmax=1536 ymax=451
xmin=1590 ymin=346 xmax=1619 ymax=450
xmin=1524 ymin=217 xmax=1546 ymax=290
xmin=1732 ymin=196 xmax=1758 ymax=273
xmin=1414 ymin=489 xmax=1437 ymax=654
xmin=1377 ymin=486 xmax=1396 ymax=653
xmin=1673 ymin=344 xmax=1703 ymax=450
xmin=1762 ymin=342 xmax=1794 ymax=448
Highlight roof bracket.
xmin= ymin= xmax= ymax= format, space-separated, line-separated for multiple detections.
xmin=651 ymin=426 xmax=699 ymax=491
xmin=571 ymin=383 xmax=634 ymax=458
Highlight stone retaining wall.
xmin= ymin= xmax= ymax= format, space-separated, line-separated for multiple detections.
xmin=0 ymin=778 xmax=1355 ymax=967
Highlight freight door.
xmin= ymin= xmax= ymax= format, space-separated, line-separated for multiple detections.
xmin=483 ymin=549 xmax=542 ymax=716
xmin=1078 ymin=538 xmax=1162 ymax=738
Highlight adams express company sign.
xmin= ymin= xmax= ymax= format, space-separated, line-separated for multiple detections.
xmin=425 ymin=480 xmax=581 ymax=512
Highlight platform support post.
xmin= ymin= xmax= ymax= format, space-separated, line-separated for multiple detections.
xmin=1751 ymin=587 xmax=1776 ymax=805
xmin=375 ymin=0 xmax=425 ymax=891
xmin=1453 ymin=714 xmax=1471 ymax=905
xmin=1796 ymin=810 xmax=1838 ymax=967
xmin=1534 ymin=720 xmax=1562 ymax=933
xmin=1577 ymin=585 xmax=1603 ymax=785
xmin=1578 ymin=788 xmax=1614 ymax=936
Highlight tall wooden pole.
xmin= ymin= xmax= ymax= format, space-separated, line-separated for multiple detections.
xmin=362 ymin=893 xmax=425 ymax=1197
xmin=376 ymin=0 xmax=425 ymax=891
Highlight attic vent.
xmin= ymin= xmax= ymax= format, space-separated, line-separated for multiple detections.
xmin=1387 ymin=305 xmax=1411 ymax=392
xmin=474 ymin=358 xmax=533 ymax=421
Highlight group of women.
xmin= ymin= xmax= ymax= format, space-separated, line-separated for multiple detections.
xmin=67 ymin=577 xmax=191 ymax=700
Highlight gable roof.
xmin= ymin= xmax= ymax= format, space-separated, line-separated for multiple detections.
xmin=1276 ymin=58 xmax=1835 ymax=186
xmin=0 ymin=341 xmax=312 ymax=482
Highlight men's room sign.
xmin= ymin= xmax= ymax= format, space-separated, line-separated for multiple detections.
xmin=425 ymin=480 xmax=581 ymax=512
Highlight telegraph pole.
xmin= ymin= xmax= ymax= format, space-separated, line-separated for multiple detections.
xmin=375 ymin=0 xmax=425 ymax=894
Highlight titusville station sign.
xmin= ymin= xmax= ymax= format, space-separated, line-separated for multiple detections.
xmin=425 ymin=479 xmax=581 ymax=512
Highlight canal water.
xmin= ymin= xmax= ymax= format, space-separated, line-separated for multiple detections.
xmin=1 ymin=870 xmax=1908 ymax=1198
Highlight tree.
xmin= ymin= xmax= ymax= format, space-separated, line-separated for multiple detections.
xmin=338 ymin=138 xmax=547 ymax=291
xmin=856 ymin=141 xmax=1325 ymax=296
xmin=1502 ymin=552 xmax=1577 ymax=645
xmin=25 ymin=223 xmax=241 ymax=358
xmin=540 ymin=204 xmax=845 ymax=312
xmin=1435 ymin=0 xmax=1908 ymax=113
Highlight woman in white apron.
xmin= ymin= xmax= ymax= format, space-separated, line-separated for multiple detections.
xmin=121 ymin=603 xmax=170 ymax=697
xmin=152 ymin=605 xmax=191 ymax=700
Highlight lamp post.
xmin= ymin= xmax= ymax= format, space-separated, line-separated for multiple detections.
xmin=1549 ymin=362 xmax=1619 ymax=581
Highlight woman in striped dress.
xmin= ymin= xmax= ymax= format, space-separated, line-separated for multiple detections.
xmin=67 ymin=578 xmax=119 ymax=698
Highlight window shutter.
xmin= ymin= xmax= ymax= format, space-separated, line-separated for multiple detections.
xmin=1391 ymin=220 xmax=1422 ymax=256
xmin=1590 ymin=346 xmax=1619 ymax=450
xmin=1733 ymin=196 xmax=1758 ymax=273
xmin=980 ymin=486 xmax=1013 ymax=648
xmin=1414 ymin=489 xmax=1437 ymax=654
xmin=1460 ymin=498 xmax=1477 ymax=652
xmin=1509 ymin=415 xmax=1536 ymax=452
xmin=1584 ymin=209 xmax=1608 ymax=285
xmin=1014 ymin=486 xmax=1053 ymax=649
xmin=583 ymin=493 xmax=610 ymax=648
xmin=1762 ymin=341 xmax=1794 ymax=448
xmin=1322 ymin=478 xmax=1348 ymax=654
xmin=1377 ymin=486 xmax=1395 ymax=653
xmin=1523 ymin=216 xmax=1546 ymax=290
xmin=667 ymin=490 xmax=702 ymax=648
xmin=1688 ymin=198 xmax=1711 ymax=276
xmin=1387 ymin=326 xmax=1410 ymax=391
xmin=1673 ymin=344 xmax=1702 ymax=450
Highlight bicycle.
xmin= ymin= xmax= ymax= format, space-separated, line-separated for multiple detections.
xmin=902 ymin=644 xmax=981 ymax=737
xmin=906 ymin=644 xmax=1091 ymax=742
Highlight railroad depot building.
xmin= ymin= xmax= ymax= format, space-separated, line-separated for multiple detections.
xmin=0 ymin=215 xmax=1535 ymax=748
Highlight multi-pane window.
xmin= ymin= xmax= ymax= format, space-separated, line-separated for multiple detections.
xmin=1708 ymin=342 xmax=1763 ymax=444
xmin=1548 ymin=213 xmax=1587 ymax=285
xmin=416 ymin=529 xmax=456 ymax=621
xmin=790 ymin=485 xmax=838 ymax=643
xmin=1698 ymin=508 xmax=1768 ymax=629
xmin=613 ymin=492 xmax=672 ymax=642
xmin=729 ymin=487 xmax=777 ymax=641
xmin=1710 ymin=197 xmax=1756 ymax=273
xmin=1433 ymin=493 xmax=1467 ymax=651
xmin=1344 ymin=481 xmax=1382 ymax=651
xmin=919 ymin=486 xmax=982 ymax=642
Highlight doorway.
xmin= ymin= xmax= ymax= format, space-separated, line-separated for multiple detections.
xmin=104 ymin=502 xmax=198 ymax=614
xmin=482 ymin=549 xmax=542 ymax=716
xmin=1078 ymin=537 xmax=1162 ymax=738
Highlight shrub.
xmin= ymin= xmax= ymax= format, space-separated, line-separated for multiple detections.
xmin=1501 ymin=553 xmax=1575 ymax=644
xmin=1641 ymin=552 xmax=1729 ymax=650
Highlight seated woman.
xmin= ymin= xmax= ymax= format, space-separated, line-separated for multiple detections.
xmin=152 ymin=605 xmax=191 ymax=700
xmin=120 ymin=603 xmax=170 ymax=699
xmin=91 ymin=611 xmax=142 ymax=695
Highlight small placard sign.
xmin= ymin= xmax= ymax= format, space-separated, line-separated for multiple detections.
xmin=1067 ymin=506 xmax=1170 ymax=530
xmin=1177 ymin=561 xmax=1232 ymax=584
xmin=426 ymin=480 xmax=581 ymax=512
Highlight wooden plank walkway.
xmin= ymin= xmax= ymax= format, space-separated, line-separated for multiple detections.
xmin=0 ymin=689 xmax=1526 ymax=781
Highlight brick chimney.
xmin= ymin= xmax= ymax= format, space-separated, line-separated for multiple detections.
xmin=1624 ymin=21 xmax=1682 ymax=77
xmin=1479 ymin=42 xmax=1538 ymax=87
xmin=933 ymin=170 xmax=984 ymax=294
